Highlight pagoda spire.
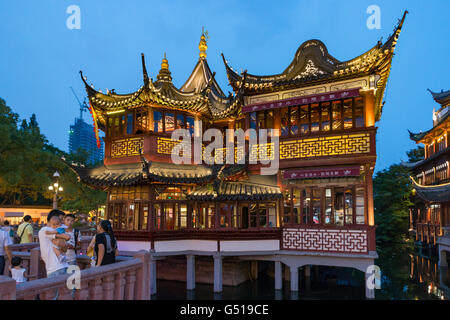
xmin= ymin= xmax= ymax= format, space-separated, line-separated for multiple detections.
xmin=156 ymin=52 xmax=172 ymax=82
xmin=141 ymin=53 xmax=149 ymax=85
xmin=199 ymin=27 xmax=208 ymax=59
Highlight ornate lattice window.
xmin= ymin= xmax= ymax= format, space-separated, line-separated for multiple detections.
xmin=283 ymin=185 xmax=365 ymax=226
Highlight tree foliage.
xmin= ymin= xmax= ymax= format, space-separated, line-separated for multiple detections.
xmin=0 ymin=97 xmax=106 ymax=213
xmin=406 ymin=146 xmax=424 ymax=163
xmin=373 ymin=147 xmax=422 ymax=245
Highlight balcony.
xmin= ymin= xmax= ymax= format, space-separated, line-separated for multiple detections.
xmin=104 ymin=127 xmax=376 ymax=165
xmin=282 ymin=224 xmax=376 ymax=254
xmin=416 ymin=222 xmax=441 ymax=244
xmin=113 ymin=225 xmax=376 ymax=256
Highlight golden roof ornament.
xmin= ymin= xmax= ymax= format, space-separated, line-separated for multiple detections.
xmin=161 ymin=52 xmax=169 ymax=70
xmin=199 ymin=27 xmax=209 ymax=59
xmin=157 ymin=52 xmax=172 ymax=82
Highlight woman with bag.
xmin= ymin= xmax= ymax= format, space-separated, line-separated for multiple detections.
xmin=87 ymin=220 xmax=118 ymax=267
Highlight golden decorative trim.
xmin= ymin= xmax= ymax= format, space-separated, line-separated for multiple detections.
xmin=111 ymin=137 xmax=144 ymax=157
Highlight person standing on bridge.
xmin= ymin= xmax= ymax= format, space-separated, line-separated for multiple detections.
xmin=93 ymin=220 xmax=118 ymax=267
xmin=16 ymin=215 xmax=33 ymax=244
xmin=38 ymin=210 xmax=70 ymax=277
xmin=0 ymin=228 xmax=12 ymax=276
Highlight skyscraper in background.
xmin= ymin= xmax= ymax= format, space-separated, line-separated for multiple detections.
xmin=68 ymin=87 xmax=104 ymax=165
xmin=68 ymin=117 xmax=104 ymax=165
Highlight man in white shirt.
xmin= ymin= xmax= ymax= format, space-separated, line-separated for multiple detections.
xmin=0 ymin=228 xmax=12 ymax=276
xmin=38 ymin=210 xmax=70 ymax=277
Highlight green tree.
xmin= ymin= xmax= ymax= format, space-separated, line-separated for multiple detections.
xmin=406 ymin=146 xmax=424 ymax=163
xmin=0 ymin=97 xmax=106 ymax=214
xmin=58 ymin=148 xmax=106 ymax=214
xmin=373 ymin=147 xmax=422 ymax=245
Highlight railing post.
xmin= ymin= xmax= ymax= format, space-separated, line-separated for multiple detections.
xmin=103 ymin=274 xmax=115 ymax=300
xmin=132 ymin=250 xmax=149 ymax=300
xmin=114 ymin=271 xmax=126 ymax=300
xmin=149 ymin=251 xmax=157 ymax=296
xmin=124 ymin=269 xmax=136 ymax=300
xmin=0 ymin=276 xmax=16 ymax=300
xmin=89 ymin=278 xmax=103 ymax=300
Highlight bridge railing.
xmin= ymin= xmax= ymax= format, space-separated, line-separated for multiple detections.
xmin=0 ymin=250 xmax=150 ymax=300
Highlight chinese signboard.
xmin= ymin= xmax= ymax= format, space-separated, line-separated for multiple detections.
xmin=242 ymin=88 xmax=360 ymax=113
xmin=283 ymin=166 xmax=361 ymax=179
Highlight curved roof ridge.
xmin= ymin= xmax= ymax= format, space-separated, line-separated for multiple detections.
xmin=222 ymin=10 xmax=408 ymax=91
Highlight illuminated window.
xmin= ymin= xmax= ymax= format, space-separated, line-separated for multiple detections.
xmin=165 ymin=112 xmax=174 ymax=133
xmin=126 ymin=113 xmax=134 ymax=134
xmin=332 ymin=101 xmax=342 ymax=130
xmin=312 ymin=188 xmax=321 ymax=224
xmin=325 ymin=188 xmax=332 ymax=224
xmin=302 ymin=188 xmax=311 ymax=224
xmin=310 ymin=103 xmax=320 ymax=133
xmin=290 ymin=107 xmax=299 ymax=135
xmin=354 ymin=97 xmax=364 ymax=128
xmin=176 ymin=114 xmax=185 ymax=129
xmin=281 ymin=108 xmax=289 ymax=137
xmin=343 ymin=99 xmax=353 ymax=129
xmin=334 ymin=188 xmax=344 ymax=226
xmin=344 ymin=188 xmax=353 ymax=225
xmin=292 ymin=188 xmax=301 ymax=224
xmin=321 ymin=102 xmax=330 ymax=132
xmin=186 ymin=116 xmax=195 ymax=135
xmin=283 ymin=188 xmax=292 ymax=224
xmin=356 ymin=187 xmax=365 ymax=224
xmin=282 ymin=186 xmax=364 ymax=226
xmin=135 ymin=110 xmax=148 ymax=133
xmin=153 ymin=111 xmax=163 ymax=132
xmin=300 ymin=105 xmax=309 ymax=135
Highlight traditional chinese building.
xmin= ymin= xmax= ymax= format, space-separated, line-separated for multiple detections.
xmin=409 ymin=88 xmax=450 ymax=267
xmin=73 ymin=12 xmax=407 ymax=298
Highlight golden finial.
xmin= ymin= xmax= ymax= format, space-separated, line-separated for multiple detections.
xmin=161 ymin=52 xmax=169 ymax=70
xmin=199 ymin=27 xmax=208 ymax=59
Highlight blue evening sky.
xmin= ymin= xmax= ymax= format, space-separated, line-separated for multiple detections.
xmin=0 ymin=0 xmax=449 ymax=171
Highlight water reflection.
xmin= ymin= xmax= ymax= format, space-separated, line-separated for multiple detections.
xmin=154 ymin=245 xmax=450 ymax=300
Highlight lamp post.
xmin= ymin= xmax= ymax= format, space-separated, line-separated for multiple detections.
xmin=48 ymin=171 xmax=63 ymax=209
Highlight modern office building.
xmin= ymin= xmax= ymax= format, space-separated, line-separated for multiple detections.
xmin=69 ymin=117 xmax=104 ymax=165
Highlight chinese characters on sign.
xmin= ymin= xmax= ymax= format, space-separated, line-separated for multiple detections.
xmin=283 ymin=166 xmax=360 ymax=179
xmin=242 ymin=88 xmax=360 ymax=113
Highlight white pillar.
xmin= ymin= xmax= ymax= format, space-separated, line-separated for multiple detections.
xmin=305 ymin=264 xmax=311 ymax=291
xmin=214 ymin=254 xmax=223 ymax=293
xmin=439 ymin=248 xmax=448 ymax=267
xmin=290 ymin=266 xmax=298 ymax=292
xmin=275 ymin=261 xmax=282 ymax=290
xmin=149 ymin=255 xmax=157 ymax=296
xmin=365 ymin=271 xmax=375 ymax=299
xmin=186 ymin=254 xmax=196 ymax=290
xmin=305 ymin=265 xmax=311 ymax=277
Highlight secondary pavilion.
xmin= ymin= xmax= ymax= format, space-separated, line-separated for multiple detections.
xmin=408 ymin=88 xmax=450 ymax=267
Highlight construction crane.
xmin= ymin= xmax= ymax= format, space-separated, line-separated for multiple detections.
xmin=70 ymin=86 xmax=89 ymax=120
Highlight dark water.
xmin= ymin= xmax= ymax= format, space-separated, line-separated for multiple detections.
xmin=154 ymin=244 xmax=450 ymax=300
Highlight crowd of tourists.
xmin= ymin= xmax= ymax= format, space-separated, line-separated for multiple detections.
xmin=0 ymin=210 xmax=118 ymax=286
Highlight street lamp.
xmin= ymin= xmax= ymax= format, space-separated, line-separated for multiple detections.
xmin=48 ymin=171 xmax=63 ymax=209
